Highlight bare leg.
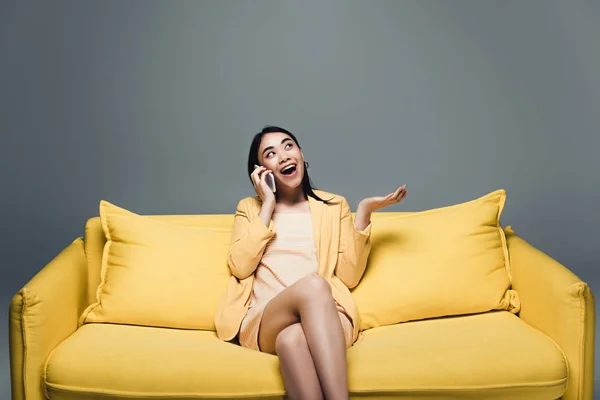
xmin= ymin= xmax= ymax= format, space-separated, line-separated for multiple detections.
xmin=275 ymin=323 xmax=323 ymax=400
xmin=258 ymin=274 xmax=349 ymax=400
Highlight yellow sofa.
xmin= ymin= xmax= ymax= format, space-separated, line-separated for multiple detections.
xmin=9 ymin=211 xmax=595 ymax=400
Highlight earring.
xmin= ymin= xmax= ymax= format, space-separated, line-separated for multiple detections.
xmin=304 ymin=161 xmax=309 ymax=169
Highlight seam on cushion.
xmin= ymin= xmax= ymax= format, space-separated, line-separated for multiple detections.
xmin=498 ymin=226 xmax=513 ymax=283
xmin=374 ymin=190 xmax=505 ymax=223
xmin=43 ymin=343 xmax=61 ymax=399
xmin=44 ymin=377 xmax=566 ymax=398
xmin=576 ymin=282 xmax=587 ymax=400
xmin=541 ymin=326 xmax=571 ymax=384
xmin=100 ymin=201 xmax=111 ymax=241
xmin=77 ymin=200 xmax=113 ymax=327
xmin=83 ymin=222 xmax=90 ymax=260
xmin=495 ymin=191 xmax=512 ymax=284
xmin=496 ymin=189 xmax=506 ymax=219
xmin=94 ymin=240 xmax=112 ymax=315
xmin=349 ymin=377 xmax=567 ymax=394
xmin=19 ymin=288 xmax=28 ymax=399
xmin=83 ymin=220 xmax=96 ymax=310
xmin=79 ymin=240 xmax=111 ymax=326
xmin=44 ymin=381 xmax=286 ymax=398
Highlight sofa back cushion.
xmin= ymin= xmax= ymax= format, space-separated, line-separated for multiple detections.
xmin=82 ymin=191 xmax=520 ymax=333
xmin=351 ymin=189 xmax=520 ymax=330
xmin=80 ymin=201 xmax=236 ymax=330
xmin=84 ymin=213 xmax=235 ymax=308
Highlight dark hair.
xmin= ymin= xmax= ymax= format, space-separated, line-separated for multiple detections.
xmin=247 ymin=125 xmax=336 ymax=205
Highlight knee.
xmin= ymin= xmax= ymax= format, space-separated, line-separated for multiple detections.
xmin=275 ymin=324 xmax=306 ymax=355
xmin=297 ymin=274 xmax=332 ymax=302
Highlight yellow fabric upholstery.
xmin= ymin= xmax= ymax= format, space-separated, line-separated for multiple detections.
xmin=9 ymin=238 xmax=88 ymax=400
xmin=352 ymin=189 xmax=520 ymax=330
xmin=79 ymin=200 xmax=232 ymax=330
xmin=83 ymin=213 xmax=236 ymax=308
xmin=8 ymin=206 xmax=594 ymax=400
xmin=44 ymin=324 xmax=285 ymax=399
xmin=44 ymin=311 xmax=566 ymax=400
xmin=505 ymin=226 xmax=596 ymax=400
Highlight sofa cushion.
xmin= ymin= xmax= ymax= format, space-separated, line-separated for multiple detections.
xmin=83 ymin=213 xmax=236 ymax=310
xmin=45 ymin=312 xmax=566 ymax=400
xmin=78 ymin=200 xmax=232 ymax=330
xmin=352 ymin=189 xmax=520 ymax=330
xmin=347 ymin=311 xmax=567 ymax=399
xmin=45 ymin=323 xmax=285 ymax=399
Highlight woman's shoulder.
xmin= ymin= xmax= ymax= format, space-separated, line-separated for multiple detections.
xmin=234 ymin=195 xmax=273 ymax=212
xmin=235 ymin=196 xmax=258 ymax=210
xmin=313 ymin=189 xmax=344 ymax=203
xmin=234 ymin=190 xmax=347 ymax=210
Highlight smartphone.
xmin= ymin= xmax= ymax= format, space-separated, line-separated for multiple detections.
xmin=254 ymin=164 xmax=276 ymax=193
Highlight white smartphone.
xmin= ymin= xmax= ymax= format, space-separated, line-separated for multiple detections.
xmin=254 ymin=164 xmax=276 ymax=193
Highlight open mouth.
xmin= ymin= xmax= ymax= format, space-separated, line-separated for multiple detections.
xmin=280 ymin=164 xmax=297 ymax=176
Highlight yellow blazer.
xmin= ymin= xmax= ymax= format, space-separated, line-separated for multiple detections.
xmin=214 ymin=189 xmax=372 ymax=344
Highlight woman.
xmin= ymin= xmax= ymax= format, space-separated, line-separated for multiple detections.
xmin=214 ymin=126 xmax=407 ymax=400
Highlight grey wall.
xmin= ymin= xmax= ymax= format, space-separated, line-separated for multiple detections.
xmin=1 ymin=0 xmax=599 ymax=397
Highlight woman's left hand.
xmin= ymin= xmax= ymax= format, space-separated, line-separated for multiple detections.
xmin=359 ymin=184 xmax=408 ymax=212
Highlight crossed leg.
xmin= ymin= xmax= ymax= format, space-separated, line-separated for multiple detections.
xmin=257 ymin=274 xmax=349 ymax=400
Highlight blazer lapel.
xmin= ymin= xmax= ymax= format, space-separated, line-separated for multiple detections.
xmin=307 ymin=195 xmax=323 ymax=267
xmin=309 ymin=194 xmax=340 ymax=277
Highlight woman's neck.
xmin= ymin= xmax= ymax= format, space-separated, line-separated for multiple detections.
xmin=276 ymin=188 xmax=306 ymax=205
xmin=274 ymin=189 xmax=308 ymax=212
xmin=274 ymin=200 xmax=310 ymax=214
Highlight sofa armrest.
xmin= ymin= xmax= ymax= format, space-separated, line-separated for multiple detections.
xmin=505 ymin=226 xmax=595 ymax=400
xmin=9 ymin=237 xmax=88 ymax=400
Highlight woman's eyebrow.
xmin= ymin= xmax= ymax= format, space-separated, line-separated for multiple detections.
xmin=262 ymin=138 xmax=292 ymax=156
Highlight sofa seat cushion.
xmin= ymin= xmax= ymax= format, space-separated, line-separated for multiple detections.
xmin=44 ymin=323 xmax=285 ymax=399
xmin=348 ymin=311 xmax=567 ymax=399
xmin=44 ymin=312 xmax=567 ymax=400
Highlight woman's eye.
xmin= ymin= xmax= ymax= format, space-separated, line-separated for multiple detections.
xmin=266 ymin=144 xmax=291 ymax=157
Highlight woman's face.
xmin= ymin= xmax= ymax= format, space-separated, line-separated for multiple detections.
xmin=258 ymin=132 xmax=305 ymax=191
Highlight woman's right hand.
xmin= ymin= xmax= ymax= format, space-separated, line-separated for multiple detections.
xmin=251 ymin=166 xmax=276 ymax=206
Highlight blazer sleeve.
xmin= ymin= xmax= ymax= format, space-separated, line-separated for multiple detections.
xmin=334 ymin=197 xmax=372 ymax=289
xmin=227 ymin=198 xmax=276 ymax=280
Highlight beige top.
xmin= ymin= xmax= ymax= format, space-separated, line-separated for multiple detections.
xmin=239 ymin=210 xmax=354 ymax=351
xmin=247 ymin=211 xmax=320 ymax=309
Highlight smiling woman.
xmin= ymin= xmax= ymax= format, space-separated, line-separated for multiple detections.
xmin=245 ymin=125 xmax=336 ymax=205
xmin=215 ymin=125 xmax=407 ymax=399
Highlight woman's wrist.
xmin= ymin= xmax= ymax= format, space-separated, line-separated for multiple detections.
xmin=259 ymin=201 xmax=275 ymax=227
xmin=355 ymin=202 xmax=373 ymax=232
xmin=357 ymin=200 xmax=375 ymax=213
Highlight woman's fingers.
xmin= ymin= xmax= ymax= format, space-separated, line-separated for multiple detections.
xmin=398 ymin=189 xmax=407 ymax=202
xmin=251 ymin=166 xmax=263 ymax=184
xmin=391 ymin=185 xmax=407 ymax=203
xmin=371 ymin=185 xmax=407 ymax=208
xmin=252 ymin=167 xmax=269 ymax=195
xmin=258 ymin=169 xmax=273 ymax=191
xmin=253 ymin=166 xmax=270 ymax=186
xmin=382 ymin=187 xmax=402 ymax=203
xmin=390 ymin=186 xmax=402 ymax=201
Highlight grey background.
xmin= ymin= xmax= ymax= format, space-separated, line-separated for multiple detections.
xmin=1 ymin=0 xmax=599 ymax=397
